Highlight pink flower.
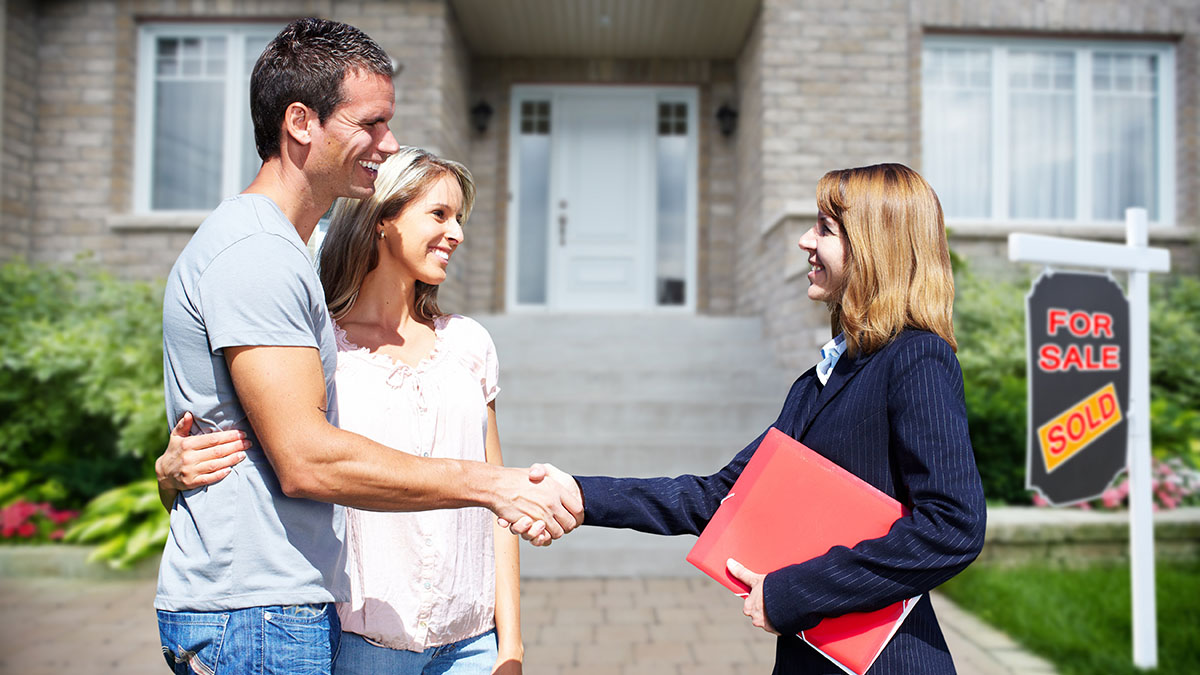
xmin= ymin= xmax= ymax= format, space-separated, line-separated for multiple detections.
xmin=50 ymin=529 xmax=64 ymax=540
xmin=1077 ymin=501 xmax=1092 ymax=510
xmin=48 ymin=510 xmax=76 ymax=525
xmin=2 ymin=500 xmax=37 ymax=532
xmin=1031 ymin=493 xmax=1049 ymax=507
xmin=16 ymin=522 xmax=35 ymax=538
xmin=1102 ymin=487 xmax=1124 ymax=509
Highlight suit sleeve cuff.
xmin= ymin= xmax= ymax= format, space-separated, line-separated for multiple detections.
xmin=763 ymin=566 xmax=822 ymax=635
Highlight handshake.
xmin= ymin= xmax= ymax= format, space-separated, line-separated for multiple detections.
xmin=494 ymin=462 xmax=582 ymax=547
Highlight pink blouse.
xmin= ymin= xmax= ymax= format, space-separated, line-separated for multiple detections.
xmin=333 ymin=314 xmax=501 ymax=651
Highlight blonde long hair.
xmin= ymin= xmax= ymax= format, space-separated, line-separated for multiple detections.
xmin=815 ymin=163 xmax=956 ymax=355
xmin=319 ymin=147 xmax=476 ymax=322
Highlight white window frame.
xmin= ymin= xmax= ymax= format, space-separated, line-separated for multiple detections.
xmin=134 ymin=23 xmax=282 ymax=213
xmin=923 ymin=35 xmax=1176 ymax=227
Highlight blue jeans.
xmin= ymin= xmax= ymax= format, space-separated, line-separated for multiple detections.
xmin=334 ymin=629 xmax=497 ymax=675
xmin=158 ymin=603 xmax=341 ymax=674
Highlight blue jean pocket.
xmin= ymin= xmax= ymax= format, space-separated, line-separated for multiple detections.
xmin=263 ymin=604 xmax=338 ymax=675
xmin=158 ymin=610 xmax=229 ymax=675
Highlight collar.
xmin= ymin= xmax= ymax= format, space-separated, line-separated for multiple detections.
xmin=816 ymin=333 xmax=847 ymax=386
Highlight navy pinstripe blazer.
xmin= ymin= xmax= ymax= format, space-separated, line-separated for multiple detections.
xmin=576 ymin=330 xmax=987 ymax=674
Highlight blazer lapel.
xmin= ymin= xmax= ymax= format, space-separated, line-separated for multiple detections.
xmin=795 ymin=347 xmax=877 ymax=439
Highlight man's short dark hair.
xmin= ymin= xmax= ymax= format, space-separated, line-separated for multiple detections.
xmin=250 ymin=17 xmax=393 ymax=160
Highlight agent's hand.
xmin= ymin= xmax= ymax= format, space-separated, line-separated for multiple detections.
xmin=489 ymin=463 xmax=582 ymax=545
xmin=156 ymin=412 xmax=249 ymax=492
xmin=727 ymin=558 xmax=780 ymax=635
xmin=497 ymin=463 xmax=582 ymax=547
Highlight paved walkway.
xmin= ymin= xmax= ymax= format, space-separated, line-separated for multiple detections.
xmin=0 ymin=574 xmax=1054 ymax=675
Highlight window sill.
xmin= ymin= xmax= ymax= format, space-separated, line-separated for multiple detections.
xmin=106 ymin=212 xmax=210 ymax=231
xmin=946 ymin=220 xmax=1194 ymax=242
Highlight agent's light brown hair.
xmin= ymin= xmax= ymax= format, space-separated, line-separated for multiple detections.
xmin=319 ymin=147 xmax=475 ymax=322
xmin=815 ymin=163 xmax=957 ymax=355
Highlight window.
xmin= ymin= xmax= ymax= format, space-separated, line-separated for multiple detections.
xmin=655 ymin=101 xmax=690 ymax=306
xmin=135 ymin=24 xmax=282 ymax=212
xmin=922 ymin=37 xmax=1175 ymax=224
xmin=514 ymin=100 xmax=552 ymax=305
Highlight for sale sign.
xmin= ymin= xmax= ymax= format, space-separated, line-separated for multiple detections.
xmin=1026 ymin=271 xmax=1129 ymax=506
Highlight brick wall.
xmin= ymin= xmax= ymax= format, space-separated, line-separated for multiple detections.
xmin=465 ymin=58 xmax=738 ymax=315
xmin=1 ymin=0 xmax=36 ymax=261
xmin=733 ymin=6 xmax=764 ymax=319
xmin=430 ymin=4 xmax=471 ymax=312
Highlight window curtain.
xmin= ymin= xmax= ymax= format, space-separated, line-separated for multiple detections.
xmin=922 ymin=48 xmax=991 ymax=218
xmin=1093 ymin=52 xmax=1158 ymax=220
xmin=1008 ymin=51 xmax=1075 ymax=220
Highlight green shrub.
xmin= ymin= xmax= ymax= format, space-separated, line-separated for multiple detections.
xmin=0 ymin=259 xmax=166 ymax=509
xmin=954 ymin=270 xmax=1030 ymax=504
xmin=63 ymin=479 xmax=168 ymax=569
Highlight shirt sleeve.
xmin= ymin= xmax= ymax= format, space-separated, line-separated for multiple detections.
xmin=196 ymin=233 xmax=322 ymax=353
xmin=482 ymin=324 xmax=500 ymax=403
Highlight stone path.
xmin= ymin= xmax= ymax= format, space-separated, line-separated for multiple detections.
xmin=0 ymin=575 xmax=1055 ymax=675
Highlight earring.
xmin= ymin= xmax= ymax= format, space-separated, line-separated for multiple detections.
xmin=378 ymin=229 xmax=385 ymax=240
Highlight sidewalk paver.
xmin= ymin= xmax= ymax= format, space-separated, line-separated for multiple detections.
xmin=0 ymin=575 xmax=1054 ymax=674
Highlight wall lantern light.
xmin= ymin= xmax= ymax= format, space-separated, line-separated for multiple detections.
xmin=716 ymin=103 xmax=738 ymax=137
xmin=470 ymin=101 xmax=494 ymax=133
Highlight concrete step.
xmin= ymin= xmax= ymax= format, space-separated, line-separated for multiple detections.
xmin=493 ymin=343 xmax=783 ymax=370
xmin=498 ymin=399 xmax=780 ymax=436
xmin=499 ymin=369 xmax=795 ymax=400
xmin=475 ymin=313 xmax=788 ymax=577
xmin=476 ymin=314 xmax=770 ymax=343
xmin=499 ymin=435 xmax=760 ymax=478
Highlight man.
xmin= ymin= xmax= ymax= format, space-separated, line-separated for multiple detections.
xmin=156 ymin=18 xmax=579 ymax=674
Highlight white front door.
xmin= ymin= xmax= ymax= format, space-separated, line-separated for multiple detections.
xmin=550 ymin=91 xmax=654 ymax=310
xmin=507 ymin=86 xmax=698 ymax=312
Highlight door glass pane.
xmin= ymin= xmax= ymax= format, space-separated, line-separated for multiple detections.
xmin=1009 ymin=50 xmax=1075 ymax=219
xmin=656 ymin=102 xmax=688 ymax=306
xmin=922 ymin=47 xmax=991 ymax=218
xmin=1093 ymin=52 xmax=1158 ymax=220
xmin=516 ymin=101 xmax=551 ymax=305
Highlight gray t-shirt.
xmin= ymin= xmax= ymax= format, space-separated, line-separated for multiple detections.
xmin=156 ymin=193 xmax=348 ymax=612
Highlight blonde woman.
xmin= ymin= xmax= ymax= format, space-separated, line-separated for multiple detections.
xmin=539 ymin=163 xmax=987 ymax=674
xmin=158 ymin=148 xmax=523 ymax=675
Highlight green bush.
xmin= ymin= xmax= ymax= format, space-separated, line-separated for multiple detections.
xmin=63 ymin=479 xmax=168 ymax=569
xmin=0 ymin=259 xmax=166 ymax=509
xmin=954 ymin=270 xmax=1029 ymax=504
xmin=955 ymin=269 xmax=1200 ymax=505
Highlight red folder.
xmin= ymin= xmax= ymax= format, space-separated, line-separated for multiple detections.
xmin=686 ymin=427 xmax=917 ymax=675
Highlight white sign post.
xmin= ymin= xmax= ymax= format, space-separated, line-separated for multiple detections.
xmin=1008 ymin=207 xmax=1169 ymax=670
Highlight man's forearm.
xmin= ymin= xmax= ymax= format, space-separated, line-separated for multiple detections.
xmin=275 ymin=425 xmax=505 ymax=511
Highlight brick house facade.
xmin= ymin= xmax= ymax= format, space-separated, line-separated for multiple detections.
xmin=1 ymin=0 xmax=1195 ymax=367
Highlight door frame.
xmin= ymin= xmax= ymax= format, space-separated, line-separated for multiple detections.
xmin=504 ymin=84 xmax=699 ymax=313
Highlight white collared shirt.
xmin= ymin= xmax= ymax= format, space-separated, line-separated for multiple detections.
xmin=816 ymin=333 xmax=847 ymax=386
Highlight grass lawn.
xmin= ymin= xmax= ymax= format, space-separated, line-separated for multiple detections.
xmin=939 ymin=560 xmax=1200 ymax=675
